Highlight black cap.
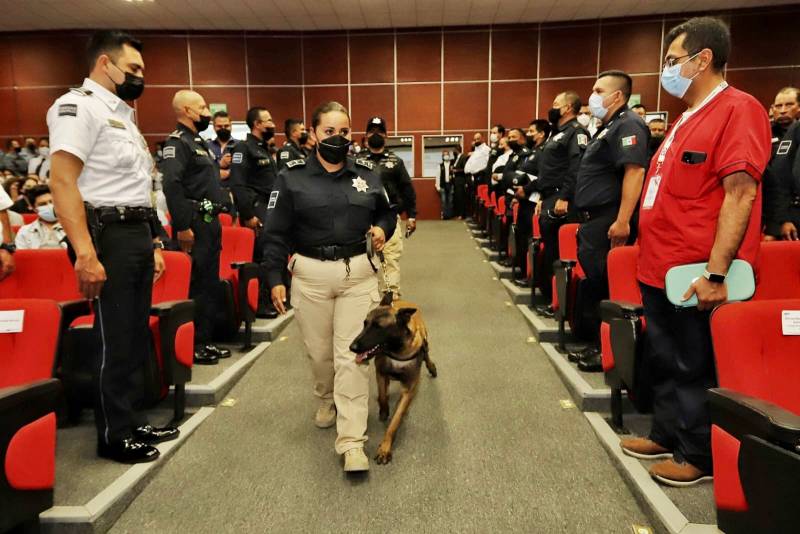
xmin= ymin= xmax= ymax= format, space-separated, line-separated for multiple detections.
xmin=366 ymin=116 xmax=387 ymax=134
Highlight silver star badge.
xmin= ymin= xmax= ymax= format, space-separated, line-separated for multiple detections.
xmin=352 ymin=177 xmax=369 ymax=192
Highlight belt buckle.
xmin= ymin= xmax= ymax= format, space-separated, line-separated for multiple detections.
xmin=116 ymin=206 xmax=126 ymax=221
xmin=321 ymin=245 xmax=336 ymax=261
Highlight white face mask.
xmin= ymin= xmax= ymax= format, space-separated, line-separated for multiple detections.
xmin=38 ymin=147 xmax=50 ymax=158
xmin=577 ymin=114 xmax=592 ymax=128
xmin=489 ymin=133 xmax=499 ymax=143
xmin=37 ymin=203 xmax=57 ymax=223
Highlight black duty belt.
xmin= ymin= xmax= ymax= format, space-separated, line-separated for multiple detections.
xmin=792 ymin=195 xmax=800 ymax=208
xmin=90 ymin=205 xmax=155 ymax=224
xmin=577 ymin=204 xmax=618 ymax=223
xmin=295 ymin=240 xmax=367 ymax=261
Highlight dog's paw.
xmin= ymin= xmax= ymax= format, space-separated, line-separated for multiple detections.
xmin=427 ymin=364 xmax=438 ymax=378
xmin=374 ymin=445 xmax=393 ymax=464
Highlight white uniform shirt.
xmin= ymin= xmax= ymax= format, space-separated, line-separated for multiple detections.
xmin=0 ymin=187 xmax=12 ymax=211
xmin=47 ymin=78 xmax=152 ymax=208
xmin=15 ymin=219 xmax=67 ymax=250
xmin=464 ymin=143 xmax=490 ymax=175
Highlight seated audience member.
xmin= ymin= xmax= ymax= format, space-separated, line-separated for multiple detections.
xmin=20 ymin=137 xmax=39 ymax=161
xmin=3 ymin=139 xmax=28 ymax=175
xmin=647 ymin=118 xmax=666 ymax=160
xmin=622 ymin=16 xmax=771 ymax=486
xmin=3 ymin=176 xmax=24 ymax=203
xmin=10 ymin=176 xmax=40 ymax=213
xmin=630 ymin=103 xmax=647 ymax=119
xmin=206 ymin=111 xmax=237 ymax=182
xmin=14 ymin=185 xmax=66 ymax=249
xmin=27 ymin=137 xmax=51 ymax=180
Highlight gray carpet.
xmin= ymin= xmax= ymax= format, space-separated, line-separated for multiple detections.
xmin=110 ymin=220 xmax=649 ymax=533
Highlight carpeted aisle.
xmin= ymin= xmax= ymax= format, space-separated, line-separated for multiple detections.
xmin=110 ymin=220 xmax=648 ymax=533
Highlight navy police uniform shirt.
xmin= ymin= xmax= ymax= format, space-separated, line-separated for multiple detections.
xmin=276 ymin=140 xmax=307 ymax=173
xmin=574 ymin=106 xmax=650 ymax=210
xmin=262 ymin=153 xmax=396 ymax=287
xmin=159 ymin=123 xmax=231 ymax=231
xmin=360 ymin=149 xmax=417 ymax=218
xmin=532 ymin=119 xmax=589 ymax=201
xmin=764 ymin=121 xmax=800 ymax=230
xmin=229 ymin=133 xmax=278 ymax=221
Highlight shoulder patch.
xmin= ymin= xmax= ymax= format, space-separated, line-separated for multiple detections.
xmin=169 ymin=130 xmax=182 ymax=139
xmin=58 ymin=103 xmax=78 ymax=117
xmin=280 ymin=151 xmax=290 ymax=160
xmin=162 ymin=146 xmax=176 ymax=159
xmin=577 ymin=133 xmax=588 ymax=147
xmin=621 ymin=135 xmax=637 ymax=148
xmin=355 ymin=158 xmax=375 ymax=170
xmin=232 ymin=152 xmax=244 ymax=164
xmin=286 ymin=159 xmax=306 ymax=169
xmin=777 ymin=139 xmax=792 ymax=156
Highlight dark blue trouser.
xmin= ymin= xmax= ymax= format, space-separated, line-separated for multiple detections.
xmin=640 ymin=283 xmax=716 ymax=472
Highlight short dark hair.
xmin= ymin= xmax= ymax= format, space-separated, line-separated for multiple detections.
xmin=598 ymin=70 xmax=633 ymax=100
xmin=563 ymin=91 xmax=582 ymax=114
xmin=648 ymin=118 xmax=666 ymax=125
xmin=509 ymin=127 xmax=526 ymax=138
xmin=631 ymin=104 xmax=645 ymax=111
xmin=86 ymin=30 xmax=142 ymax=71
xmin=246 ymin=107 xmax=267 ymax=130
xmin=777 ymin=87 xmax=800 ymax=104
xmin=26 ymin=184 xmax=50 ymax=205
xmin=212 ymin=111 xmax=229 ymax=121
xmin=665 ymin=17 xmax=730 ymax=71
xmin=530 ymin=119 xmax=552 ymax=139
xmin=284 ymin=118 xmax=304 ymax=136
xmin=5 ymin=139 xmax=18 ymax=150
xmin=493 ymin=124 xmax=506 ymax=135
xmin=311 ymin=101 xmax=350 ymax=129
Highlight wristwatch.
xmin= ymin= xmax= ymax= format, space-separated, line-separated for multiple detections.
xmin=0 ymin=243 xmax=16 ymax=254
xmin=702 ymin=269 xmax=726 ymax=284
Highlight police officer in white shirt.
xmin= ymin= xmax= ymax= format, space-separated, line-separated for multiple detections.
xmin=48 ymin=31 xmax=177 ymax=464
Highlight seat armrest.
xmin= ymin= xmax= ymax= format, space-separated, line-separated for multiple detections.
xmin=0 ymin=379 xmax=62 ymax=436
xmin=233 ymin=262 xmax=260 ymax=322
xmin=151 ymin=299 xmax=194 ymax=321
xmin=600 ymin=300 xmax=644 ymax=322
xmin=58 ymin=299 xmax=92 ymax=326
xmin=710 ymin=388 xmax=800 ymax=452
xmin=558 ymin=259 xmax=577 ymax=269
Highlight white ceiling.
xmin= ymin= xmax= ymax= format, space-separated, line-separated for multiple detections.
xmin=0 ymin=0 xmax=796 ymax=32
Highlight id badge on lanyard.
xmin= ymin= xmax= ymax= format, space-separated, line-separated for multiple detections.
xmin=641 ymin=81 xmax=728 ymax=210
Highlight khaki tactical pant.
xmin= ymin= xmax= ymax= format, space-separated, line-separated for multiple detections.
xmin=379 ymin=217 xmax=403 ymax=297
xmin=290 ymin=253 xmax=380 ymax=454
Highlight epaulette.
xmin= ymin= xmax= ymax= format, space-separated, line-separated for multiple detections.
xmin=355 ymin=158 xmax=375 ymax=170
xmin=169 ymin=130 xmax=183 ymax=139
xmin=69 ymin=87 xmax=93 ymax=96
xmin=286 ymin=159 xmax=306 ymax=169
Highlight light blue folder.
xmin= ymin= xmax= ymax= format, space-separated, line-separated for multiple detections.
xmin=665 ymin=259 xmax=755 ymax=307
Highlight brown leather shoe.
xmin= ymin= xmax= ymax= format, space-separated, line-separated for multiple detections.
xmin=649 ymin=459 xmax=713 ymax=487
xmin=620 ymin=437 xmax=673 ymax=460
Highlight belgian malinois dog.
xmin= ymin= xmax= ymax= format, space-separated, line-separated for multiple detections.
xmin=349 ymin=293 xmax=437 ymax=464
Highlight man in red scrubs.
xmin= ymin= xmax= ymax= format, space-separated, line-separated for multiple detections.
xmin=620 ymin=17 xmax=771 ymax=486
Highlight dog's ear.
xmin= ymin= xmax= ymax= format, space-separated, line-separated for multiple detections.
xmin=396 ymin=307 xmax=417 ymax=325
xmin=380 ymin=292 xmax=394 ymax=306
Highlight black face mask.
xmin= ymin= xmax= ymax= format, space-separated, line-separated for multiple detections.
xmin=298 ymin=132 xmax=309 ymax=145
xmin=262 ymin=127 xmax=275 ymax=141
xmin=525 ymin=134 xmax=535 ymax=148
xmin=318 ymin=135 xmax=351 ymax=165
xmin=26 ymin=142 xmax=36 ymax=151
xmin=507 ymin=139 xmax=522 ymax=152
xmin=194 ymin=114 xmax=211 ymax=133
xmin=13 ymin=146 xmax=21 ymax=154
xmin=367 ymin=133 xmax=385 ymax=149
xmin=109 ymin=63 xmax=145 ymax=101
xmin=216 ymin=129 xmax=231 ymax=142
xmin=473 ymin=141 xmax=482 ymax=147
xmin=649 ymin=136 xmax=665 ymax=150
xmin=548 ymin=107 xmax=562 ymax=126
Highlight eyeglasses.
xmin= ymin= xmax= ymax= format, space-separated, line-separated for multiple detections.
xmin=663 ymin=51 xmax=700 ymax=69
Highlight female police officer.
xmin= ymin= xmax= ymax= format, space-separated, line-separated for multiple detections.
xmin=263 ymin=101 xmax=395 ymax=472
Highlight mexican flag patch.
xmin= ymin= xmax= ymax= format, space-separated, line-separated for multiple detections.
xmin=621 ymin=135 xmax=637 ymax=148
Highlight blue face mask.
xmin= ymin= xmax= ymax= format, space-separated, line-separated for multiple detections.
xmin=661 ymin=52 xmax=701 ymax=99
xmin=36 ymin=204 xmax=57 ymax=223
xmin=588 ymin=92 xmax=609 ymax=120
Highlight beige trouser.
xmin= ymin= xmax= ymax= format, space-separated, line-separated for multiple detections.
xmin=290 ymin=253 xmax=380 ymax=454
xmin=379 ymin=217 xmax=403 ymax=297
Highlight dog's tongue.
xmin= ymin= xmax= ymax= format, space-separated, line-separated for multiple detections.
xmin=355 ymin=352 xmax=368 ymax=364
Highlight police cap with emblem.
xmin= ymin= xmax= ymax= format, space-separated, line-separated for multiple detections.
xmin=366 ymin=116 xmax=387 ymax=134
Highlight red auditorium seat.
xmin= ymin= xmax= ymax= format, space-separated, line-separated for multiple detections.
xmin=527 ymin=213 xmax=544 ymax=305
xmin=709 ymin=299 xmax=800 ymax=534
xmin=753 ymin=240 xmax=800 ymax=300
xmin=20 ymin=213 xmax=38 ymax=224
xmin=553 ymin=223 xmax=584 ymax=350
xmin=218 ymin=226 xmax=260 ymax=349
xmin=508 ymin=201 xmax=519 ymax=276
xmin=0 ymin=299 xmax=62 ymax=533
xmin=485 ymin=190 xmax=497 ymax=244
xmin=476 ymin=184 xmax=489 ymax=229
xmin=492 ymin=195 xmax=507 ymax=255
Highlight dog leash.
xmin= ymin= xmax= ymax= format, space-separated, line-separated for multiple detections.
xmin=377 ymin=251 xmax=394 ymax=302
